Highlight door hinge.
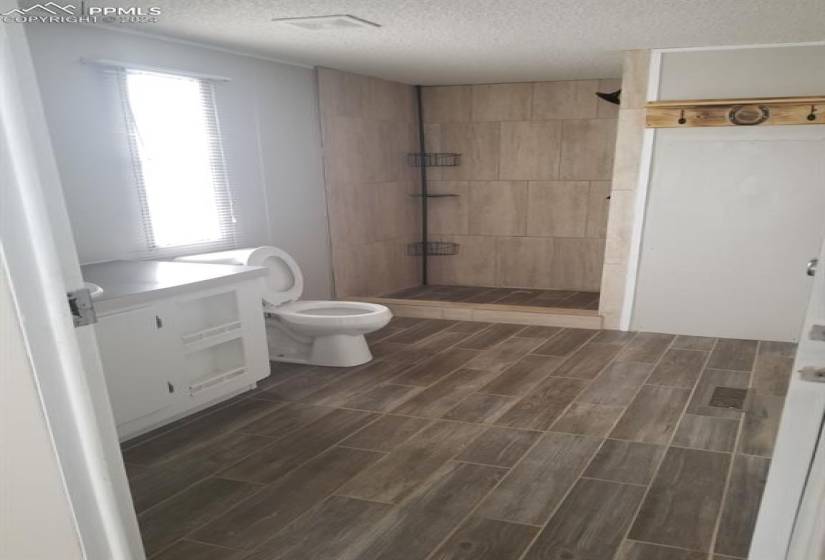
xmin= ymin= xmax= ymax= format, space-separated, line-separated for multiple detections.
xmin=67 ymin=288 xmax=97 ymax=327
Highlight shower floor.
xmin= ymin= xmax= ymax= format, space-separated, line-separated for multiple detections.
xmin=384 ymin=285 xmax=600 ymax=310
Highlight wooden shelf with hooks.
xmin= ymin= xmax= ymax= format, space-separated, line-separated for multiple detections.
xmin=645 ymin=95 xmax=825 ymax=128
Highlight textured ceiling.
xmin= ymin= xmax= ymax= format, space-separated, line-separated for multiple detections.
xmin=94 ymin=0 xmax=824 ymax=84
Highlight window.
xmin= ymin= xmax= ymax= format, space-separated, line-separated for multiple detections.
xmin=119 ymin=69 xmax=236 ymax=253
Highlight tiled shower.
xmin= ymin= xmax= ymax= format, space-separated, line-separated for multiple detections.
xmin=318 ymin=68 xmax=619 ymax=308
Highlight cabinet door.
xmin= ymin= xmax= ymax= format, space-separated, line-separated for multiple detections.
xmin=95 ymin=306 xmax=173 ymax=426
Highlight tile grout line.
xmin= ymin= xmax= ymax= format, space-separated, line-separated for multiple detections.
xmin=705 ymin=341 xmax=759 ymax=559
xmin=418 ymin=413 xmax=556 ymax=560
xmin=542 ymin=331 xmax=644 ymax=434
xmin=152 ymin=408 xmax=394 ymax=557
xmin=606 ymin=334 xmax=718 ymax=560
xmin=235 ymin=416 xmax=443 ymax=557
xmin=509 ymin=332 xmax=670 ymax=560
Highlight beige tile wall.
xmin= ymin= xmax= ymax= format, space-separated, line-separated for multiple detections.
xmin=422 ymin=79 xmax=620 ymax=291
xmin=317 ymin=68 xmax=422 ymax=297
xmin=599 ymin=50 xmax=651 ymax=328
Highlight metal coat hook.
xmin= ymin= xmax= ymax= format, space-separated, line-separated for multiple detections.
xmin=808 ymin=105 xmax=817 ymax=121
xmin=678 ymin=109 xmax=687 ymax=125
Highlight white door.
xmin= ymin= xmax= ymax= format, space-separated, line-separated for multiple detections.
xmin=750 ymin=236 xmax=825 ymax=559
xmin=1 ymin=23 xmax=145 ymax=559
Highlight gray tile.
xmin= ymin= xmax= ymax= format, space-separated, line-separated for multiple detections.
xmin=738 ymin=392 xmax=784 ymax=456
xmin=137 ymin=477 xmax=260 ymax=556
xmin=577 ymin=361 xmax=653 ymax=406
xmin=237 ymin=403 xmax=333 ymax=438
xmin=615 ymin=333 xmax=675 ymax=363
xmin=591 ymin=330 xmax=637 ymax=345
xmin=496 ymin=376 xmax=588 ymax=430
xmin=393 ymin=368 xmax=503 ymax=418
xmin=584 ymin=439 xmax=665 ymax=485
xmin=305 ymin=360 xmax=414 ymax=407
xmin=342 ymin=384 xmax=422 ymax=412
xmin=629 ymin=447 xmax=731 ymax=551
xmin=123 ymin=398 xmax=286 ymax=467
xmin=479 ymin=354 xmax=564 ymax=396
xmin=757 ymin=340 xmax=797 ymax=358
xmin=647 ymin=349 xmax=708 ymax=389
xmin=192 ymin=447 xmax=383 ymax=550
xmin=446 ymin=320 xmax=493 ymax=333
xmin=151 ymin=540 xmax=248 ymax=560
xmin=127 ymin=431 xmax=270 ymax=513
xmin=532 ymin=328 xmax=597 ymax=356
xmin=617 ymin=541 xmax=708 ymax=560
xmin=552 ymin=342 xmax=623 ymax=379
xmin=523 ymin=478 xmax=645 ymax=560
xmin=458 ymin=323 xmax=526 ymax=350
xmin=707 ymin=339 xmax=758 ymax=371
xmin=550 ymin=402 xmax=625 ymax=437
xmin=477 ymin=432 xmax=601 ymax=525
xmin=610 ymin=385 xmax=691 ymax=444
xmin=393 ymin=347 xmax=480 ymax=386
xmin=382 ymin=319 xmax=457 ymax=344
xmin=353 ymin=462 xmax=506 ymax=560
xmin=671 ymin=335 xmax=717 ymax=352
xmin=715 ymin=454 xmax=771 ymax=558
xmin=751 ymin=353 xmax=794 ymax=396
xmin=260 ymin=366 xmax=352 ymax=401
xmin=241 ymin=495 xmax=392 ymax=560
xmin=337 ymin=420 xmax=484 ymax=503
xmin=443 ymin=393 xmax=518 ymax=423
xmin=672 ymin=414 xmax=740 ymax=453
xmin=456 ymin=427 xmax=541 ymax=468
xmin=430 ymin=517 xmax=538 ymax=560
xmin=465 ymin=336 xmax=546 ymax=373
xmin=219 ymin=408 xmax=376 ymax=484
xmin=341 ymin=415 xmax=431 ymax=452
xmin=518 ymin=325 xmax=563 ymax=339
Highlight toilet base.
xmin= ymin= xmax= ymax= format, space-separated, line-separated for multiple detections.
xmin=265 ymin=318 xmax=374 ymax=367
xmin=310 ymin=334 xmax=373 ymax=367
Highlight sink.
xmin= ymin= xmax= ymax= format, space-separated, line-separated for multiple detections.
xmin=84 ymin=281 xmax=104 ymax=299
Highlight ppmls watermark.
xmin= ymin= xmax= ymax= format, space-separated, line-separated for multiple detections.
xmin=1 ymin=2 xmax=162 ymax=24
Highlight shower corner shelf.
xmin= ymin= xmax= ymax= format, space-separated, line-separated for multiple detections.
xmin=407 ymin=241 xmax=459 ymax=257
xmin=407 ymin=152 xmax=462 ymax=167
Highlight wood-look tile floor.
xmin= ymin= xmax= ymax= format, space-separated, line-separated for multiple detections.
xmin=122 ymin=319 xmax=793 ymax=560
xmin=384 ymin=285 xmax=601 ymax=310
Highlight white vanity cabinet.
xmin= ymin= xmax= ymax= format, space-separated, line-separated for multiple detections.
xmin=85 ymin=260 xmax=270 ymax=440
xmin=95 ymin=305 xmax=179 ymax=427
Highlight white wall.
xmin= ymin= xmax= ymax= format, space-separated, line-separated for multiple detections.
xmin=0 ymin=252 xmax=84 ymax=560
xmin=632 ymin=44 xmax=825 ymax=341
xmin=24 ymin=25 xmax=332 ymax=298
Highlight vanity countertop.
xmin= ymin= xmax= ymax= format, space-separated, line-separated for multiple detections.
xmin=82 ymin=259 xmax=267 ymax=313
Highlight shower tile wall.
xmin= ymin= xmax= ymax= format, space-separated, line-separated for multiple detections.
xmin=422 ymin=80 xmax=619 ymax=291
xmin=317 ymin=68 xmax=422 ymax=297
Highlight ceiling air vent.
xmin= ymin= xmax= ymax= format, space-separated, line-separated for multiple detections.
xmin=272 ymin=15 xmax=380 ymax=30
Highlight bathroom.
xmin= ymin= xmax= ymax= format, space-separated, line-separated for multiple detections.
xmin=3 ymin=3 xmax=825 ymax=560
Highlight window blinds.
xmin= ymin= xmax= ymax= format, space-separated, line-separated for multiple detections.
xmin=117 ymin=68 xmax=237 ymax=255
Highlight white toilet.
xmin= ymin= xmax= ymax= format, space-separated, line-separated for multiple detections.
xmin=178 ymin=246 xmax=391 ymax=367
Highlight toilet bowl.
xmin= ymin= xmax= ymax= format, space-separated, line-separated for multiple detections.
xmin=177 ymin=247 xmax=391 ymax=367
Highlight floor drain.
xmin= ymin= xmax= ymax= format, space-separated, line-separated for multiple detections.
xmin=709 ymin=387 xmax=748 ymax=409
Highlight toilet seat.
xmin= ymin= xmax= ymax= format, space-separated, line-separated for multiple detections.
xmin=274 ymin=300 xmax=390 ymax=331
xmin=258 ymin=247 xmax=303 ymax=306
